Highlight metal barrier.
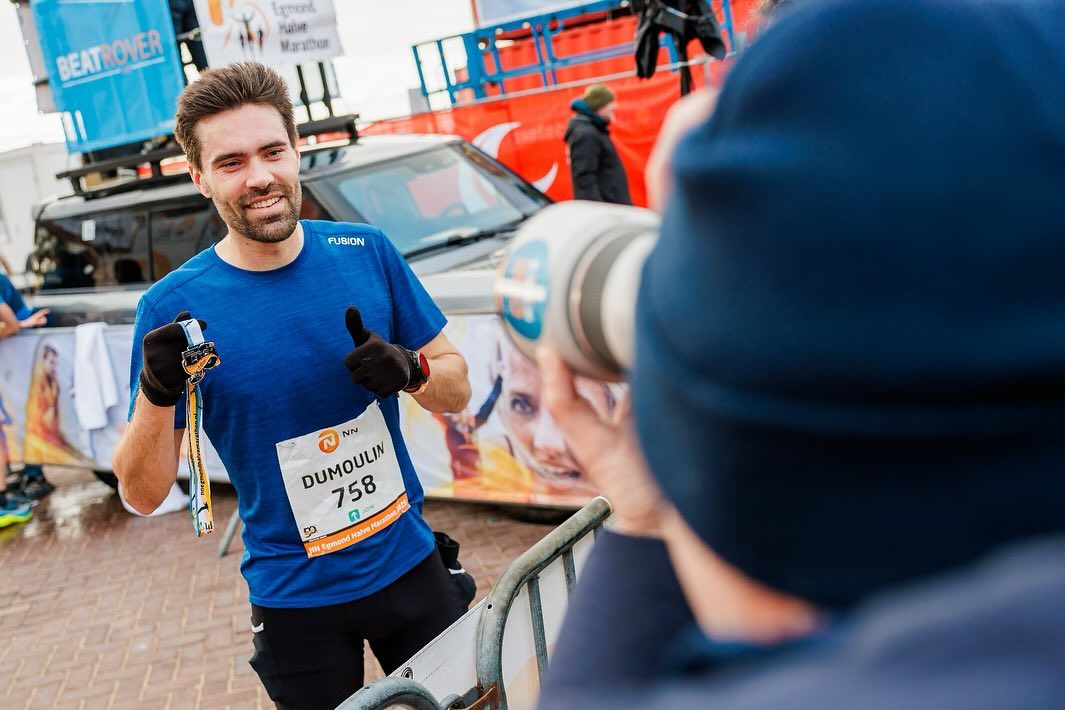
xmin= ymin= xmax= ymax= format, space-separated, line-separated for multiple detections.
xmin=339 ymin=497 xmax=612 ymax=710
xmin=217 ymin=509 xmax=242 ymax=558
xmin=340 ymin=677 xmax=467 ymax=710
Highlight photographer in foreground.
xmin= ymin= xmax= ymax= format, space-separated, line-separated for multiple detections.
xmin=537 ymin=1 xmax=1065 ymax=707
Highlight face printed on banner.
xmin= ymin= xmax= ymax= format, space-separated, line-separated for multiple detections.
xmin=42 ymin=346 xmax=59 ymax=380
xmin=497 ymin=339 xmax=612 ymax=493
xmin=190 ymin=103 xmax=302 ymax=244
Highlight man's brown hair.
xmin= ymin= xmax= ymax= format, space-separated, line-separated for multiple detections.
xmin=174 ymin=62 xmax=298 ymax=170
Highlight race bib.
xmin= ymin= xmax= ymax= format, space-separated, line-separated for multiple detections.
xmin=275 ymin=401 xmax=410 ymax=558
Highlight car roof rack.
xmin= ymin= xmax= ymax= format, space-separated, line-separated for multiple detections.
xmin=56 ymin=113 xmax=359 ymax=201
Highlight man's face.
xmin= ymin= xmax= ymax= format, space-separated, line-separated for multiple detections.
xmin=597 ymin=100 xmax=617 ymax=123
xmin=190 ymin=103 xmax=302 ymax=244
xmin=499 ymin=345 xmax=611 ymax=493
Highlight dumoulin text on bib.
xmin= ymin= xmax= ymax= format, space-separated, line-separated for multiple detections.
xmin=275 ymin=400 xmax=410 ymax=558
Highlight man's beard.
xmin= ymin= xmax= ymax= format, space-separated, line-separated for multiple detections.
xmin=217 ymin=181 xmax=302 ymax=244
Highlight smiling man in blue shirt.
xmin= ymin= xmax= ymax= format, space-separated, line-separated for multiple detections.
xmin=112 ymin=62 xmax=473 ymax=710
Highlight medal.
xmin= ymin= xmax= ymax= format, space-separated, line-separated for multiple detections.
xmin=179 ymin=319 xmax=221 ymax=537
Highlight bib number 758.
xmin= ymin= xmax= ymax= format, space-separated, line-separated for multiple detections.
xmin=333 ymin=475 xmax=377 ymax=508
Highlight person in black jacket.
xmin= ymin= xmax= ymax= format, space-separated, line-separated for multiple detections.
xmin=564 ymin=85 xmax=632 ymax=204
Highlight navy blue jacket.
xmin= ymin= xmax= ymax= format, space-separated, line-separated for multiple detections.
xmin=539 ymin=532 xmax=1065 ymax=709
xmin=544 ymin=0 xmax=1065 ymax=698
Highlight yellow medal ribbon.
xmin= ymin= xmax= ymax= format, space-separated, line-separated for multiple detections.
xmin=179 ymin=320 xmax=221 ymax=537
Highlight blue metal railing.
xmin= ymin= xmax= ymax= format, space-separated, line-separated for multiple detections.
xmin=411 ymin=1 xmax=736 ymax=107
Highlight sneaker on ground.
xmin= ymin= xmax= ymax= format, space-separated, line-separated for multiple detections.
xmin=0 ymin=500 xmax=33 ymax=527
xmin=7 ymin=464 xmax=44 ymax=488
xmin=20 ymin=478 xmax=55 ymax=500
xmin=3 ymin=489 xmax=37 ymax=508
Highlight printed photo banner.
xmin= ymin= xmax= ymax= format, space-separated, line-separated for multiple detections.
xmin=401 ymin=314 xmax=620 ymax=509
xmin=0 ymin=326 xmax=225 ymax=478
xmin=0 ymin=328 xmax=129 ymax=471
xmin=193 ymin=0 xmax=344 ymax=67
xmin=0 ymin=315 xmax=612 ymax=510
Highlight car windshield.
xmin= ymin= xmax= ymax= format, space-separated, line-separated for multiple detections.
xmin=318 ymin=144 xmax=546 ymax=255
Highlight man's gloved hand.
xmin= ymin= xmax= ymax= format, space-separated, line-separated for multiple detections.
xmin=139 ymin=311 xmax=206 ymax=407
xmin=344 ymin=306 xmax=413 ymax=398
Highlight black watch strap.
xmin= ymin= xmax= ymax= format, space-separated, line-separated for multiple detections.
xmin=405 ymin=349 xmax=429 ymax=390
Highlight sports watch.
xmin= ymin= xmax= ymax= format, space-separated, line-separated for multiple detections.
xmin=404 ymin=349 xmax=431 ymax=394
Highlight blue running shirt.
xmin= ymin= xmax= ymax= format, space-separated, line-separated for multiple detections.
xmin=128 ymin=220 xmax=444 ymax=608
xmin=0 ymin=273 xmax=30 ymax=320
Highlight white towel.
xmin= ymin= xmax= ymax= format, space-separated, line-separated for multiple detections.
xmin=73 ymin=322 xmax=119 ymax=431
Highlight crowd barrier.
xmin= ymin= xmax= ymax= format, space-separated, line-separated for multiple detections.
xmin=339 ymin=496 xmax=612 ymax=710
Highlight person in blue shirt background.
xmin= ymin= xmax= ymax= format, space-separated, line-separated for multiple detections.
xmin=0 ymin=272 xmax=47 ymax=336
xmin=0 ymin=270 xmax=54 ymax=504
xmin=0 ymin=387 xmax=34 ymax=528
xmin=111 ymin=62 xmax=474 ymax=710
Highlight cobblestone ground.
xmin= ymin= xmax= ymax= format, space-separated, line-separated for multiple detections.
xmin=0 ymin=468 xmax=557 ymax=709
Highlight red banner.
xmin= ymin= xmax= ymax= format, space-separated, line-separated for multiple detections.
xmin=365 ymin=2 xmax=760 ymax=206
xmin=364 ymin=69 xmax=719 ymax=207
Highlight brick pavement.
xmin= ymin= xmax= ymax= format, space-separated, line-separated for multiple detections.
xmin=0 ymin=468 xmax=557 ymax=709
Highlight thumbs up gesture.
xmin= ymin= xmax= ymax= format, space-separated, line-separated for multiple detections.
xmin=343 ymin=306 xmax=415 ymax=398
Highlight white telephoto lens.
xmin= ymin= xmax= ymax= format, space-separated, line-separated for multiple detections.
xmin=495 ymin=201 xmax=659 ymax=381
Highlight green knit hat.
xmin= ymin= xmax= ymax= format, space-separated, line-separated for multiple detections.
xmin=582 ymin=84 xmax=615 ymax=111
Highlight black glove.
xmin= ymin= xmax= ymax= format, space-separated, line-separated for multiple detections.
xmin=343 ymin=306 xmax=413 ymax=398
xmin=435 ymin=531 xmax=477 ymax=607
xmin=139 ymin=310 xmax=207 ymax=407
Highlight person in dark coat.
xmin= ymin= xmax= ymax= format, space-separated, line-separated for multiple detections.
xmin=169 ymin=0 xmax=209 ymax=72
xmin=536 ymin=0 xmax=1065 ymax=708
xmin=564 ymin=84 xmax=632 ymax=204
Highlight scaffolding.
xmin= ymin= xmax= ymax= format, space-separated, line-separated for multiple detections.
xmin=411 ymin=0 xmax=738 ymax=106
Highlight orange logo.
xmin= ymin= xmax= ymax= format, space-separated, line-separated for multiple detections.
xmin=318 ymin=430 xmax=339 ymax=454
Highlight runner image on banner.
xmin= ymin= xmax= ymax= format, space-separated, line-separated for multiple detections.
xmin=275 ymin=400 xmax=409 ymax=558
xmin=193 ymin=0 xmax=343 ymax=67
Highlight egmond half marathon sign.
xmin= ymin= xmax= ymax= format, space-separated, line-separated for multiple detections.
xmin=193 ymin=0 xmax=343 ymax=67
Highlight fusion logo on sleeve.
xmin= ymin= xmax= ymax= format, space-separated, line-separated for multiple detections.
xmin=327 ymin=237 xmax=366 ymax=247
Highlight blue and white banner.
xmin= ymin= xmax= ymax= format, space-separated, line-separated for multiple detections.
xmin=31 ymin=0 xmax=187 ymax=153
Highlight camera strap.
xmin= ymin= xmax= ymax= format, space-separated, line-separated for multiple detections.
xmin=179 ymin=319 xmax=221 ymax=537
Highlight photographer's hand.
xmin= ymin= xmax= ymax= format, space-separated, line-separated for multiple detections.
xmin=537 ymin=348 xmax=663 ymax=537
xmin=646 ymin=90 xmax=717 ymax=213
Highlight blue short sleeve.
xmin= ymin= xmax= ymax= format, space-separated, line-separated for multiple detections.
xmin=0 ymin=274 xmax=28 ymax=319
xmin=375 ymin=231 xmax=447 ymax=350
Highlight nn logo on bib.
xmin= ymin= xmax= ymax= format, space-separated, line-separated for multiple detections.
xmin=327 ymin=237 xmax=366 ymax=247
xmin=318 ymin=430 xmax=339 ymax=454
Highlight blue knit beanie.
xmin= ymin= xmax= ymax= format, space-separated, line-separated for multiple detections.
xmin=633 ymin=0 xmax=1065 ymax=608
